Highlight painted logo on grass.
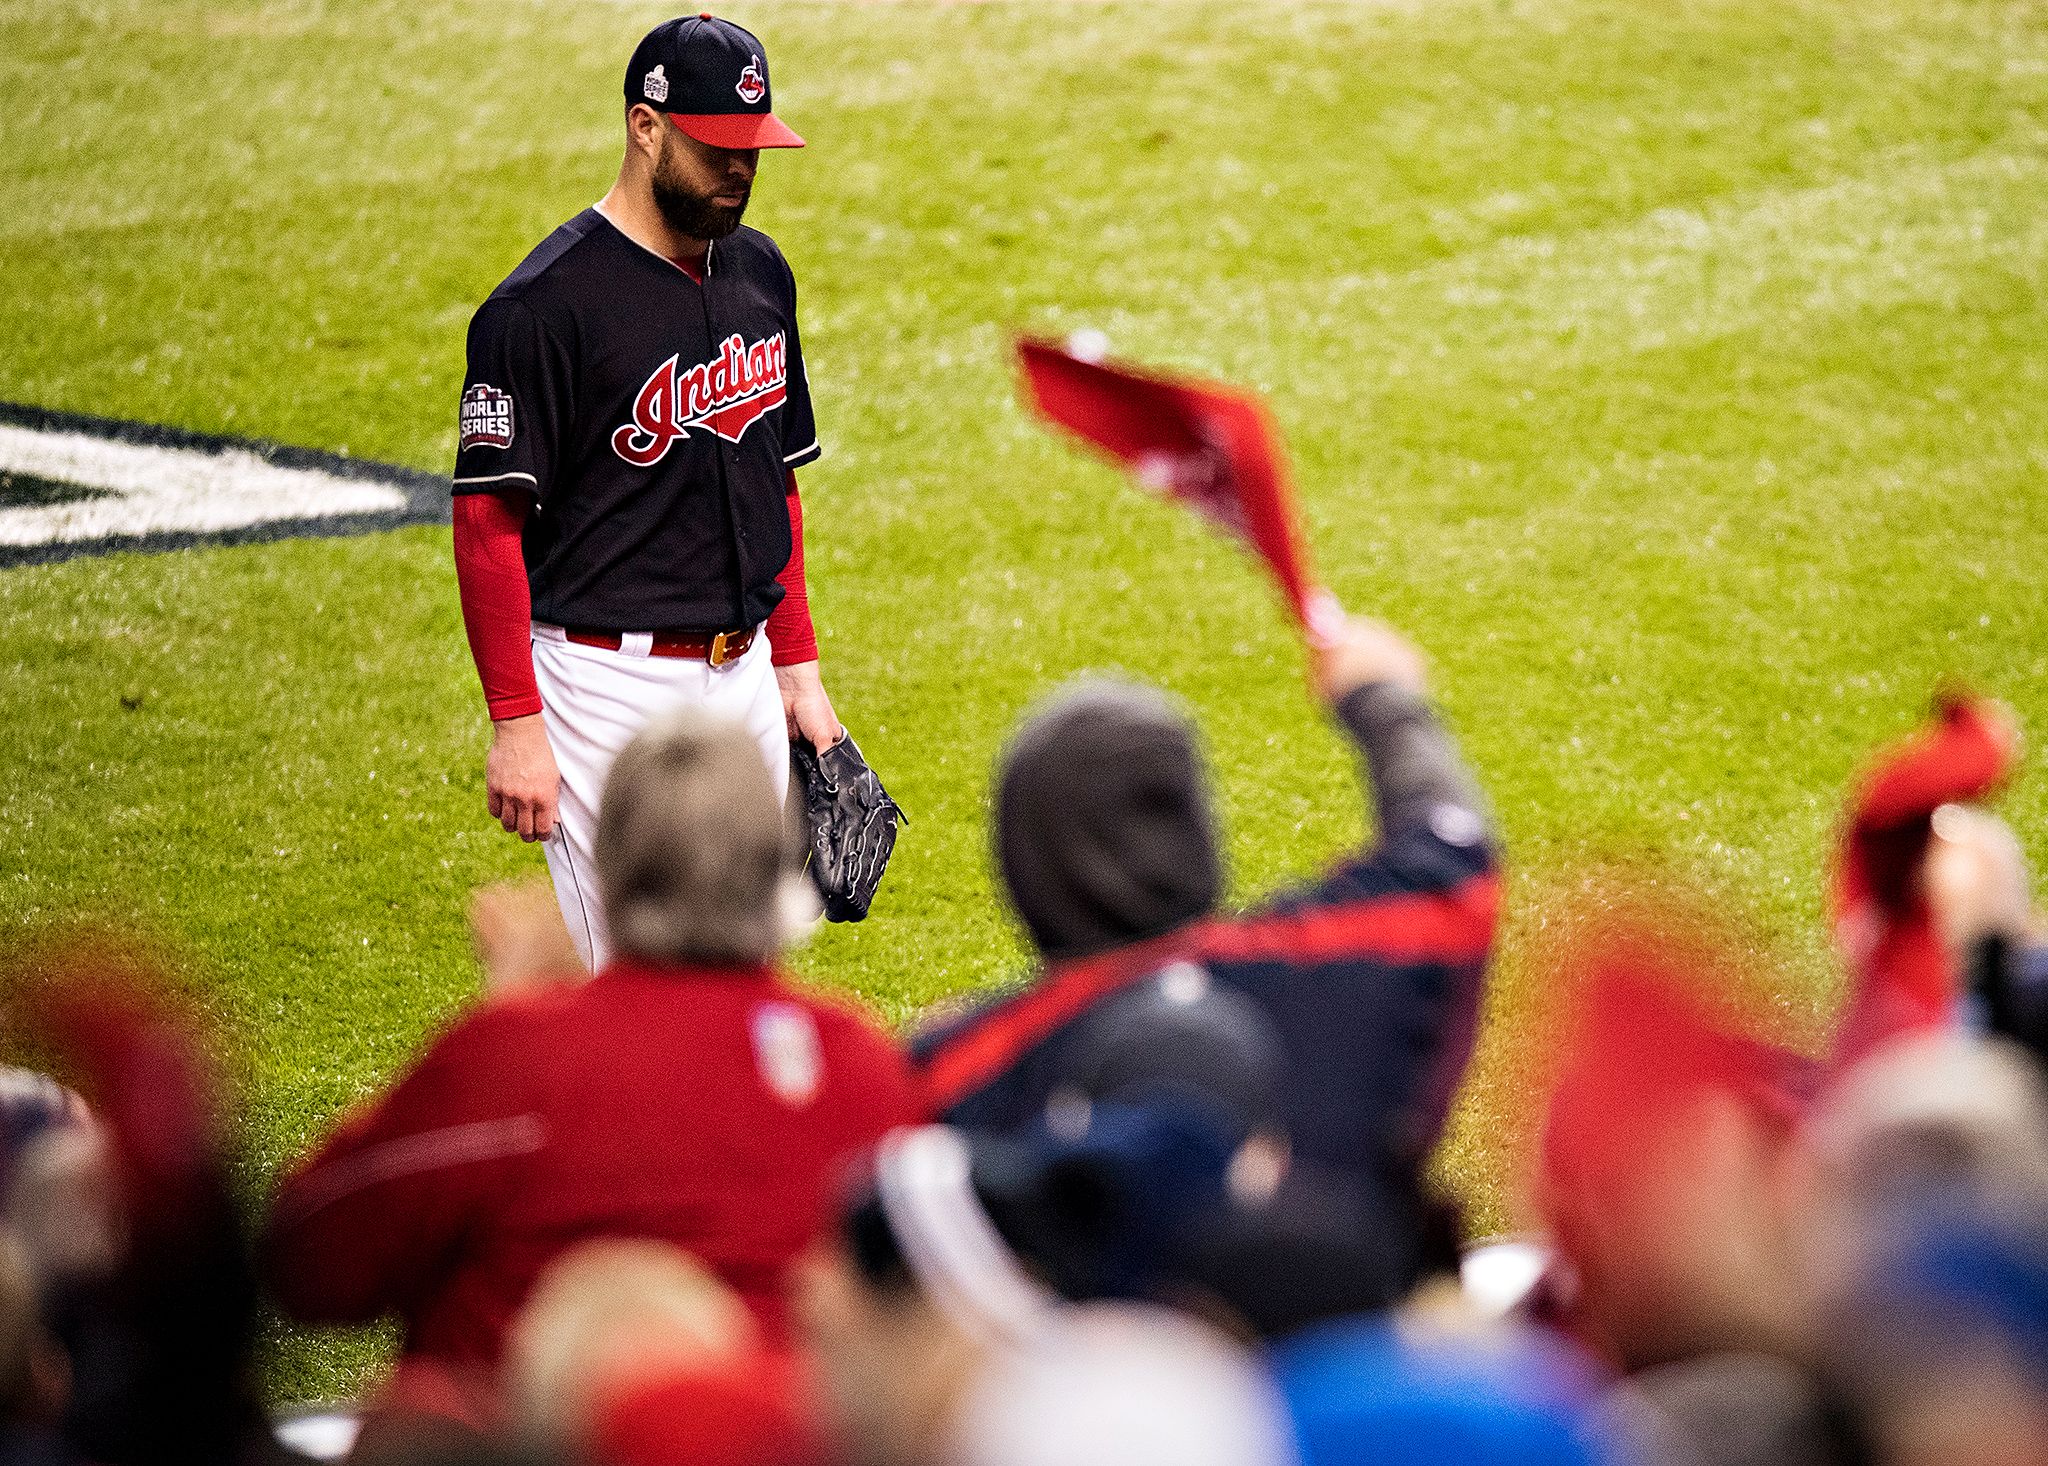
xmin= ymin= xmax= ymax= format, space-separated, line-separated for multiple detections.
xmin=0 ymin=402 xmax=450 ymax=567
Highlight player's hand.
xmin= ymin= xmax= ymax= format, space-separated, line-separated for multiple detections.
xmin=776 ymin=660 xmax=844 ymax=749
xmin=486 ymin=714 xmax=561 ymax=842
xmin=470 ymin=877 xmax=584 ymax=993
xmin=1310 ymin=615 xmax=1428 ymax=704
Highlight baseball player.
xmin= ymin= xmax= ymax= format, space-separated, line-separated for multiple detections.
xmin=451 ymin=14 xmax=839 ymax=967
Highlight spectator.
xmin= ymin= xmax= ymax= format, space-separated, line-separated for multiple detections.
xmin=985 ymin=1083 xmax=1434 ymax=1341
xmin=1274 ymin=1307 xmax=1613 ymax=1466
xmin=505 ymin=1240 xmax=824 ymax=1466
xmin=1829 ymin=694 xmax=2017 ymax=1063
xmin=1595 ymin=1348 xmax=1869 ymax=1466
xmin=265 ymin=710 xmax=921 ymax=1405
xmin=1171 ymin=1164 xmax=1443 ymax=1343
xmin=914 ymin=613 xmax=1499 ymax=1207
xmin=1534 ymin=908 xmax=1813 ymax=1375
xmin=977 ymin=1100 xmax=1242 ymax=1306
xmin=0 ymin=949 xmax=273 ymax=1466
xmin=796 ymin=1125 xmax=1055 ymax=1466
xmin=1043 ymin=961 xmax=1288 ymax=1183
xmin=1799 ymin=1032 xmax=2048 ymax=1310
xmin=950 ymin=1303 xmax=1294 ymax=1466
xmin=1025 ymin=966 xmax=1450 ymax=1334
xmin=1917 ymin=801 xmax=2048 ymax=1062
xmin=796 ymin=1125 xmax=1294 ymax=1466
xmin=1819 ymin=1206 xmax=2048 ymax=1466
xmin=503 ymin=1239 xmax=759 ymax=1449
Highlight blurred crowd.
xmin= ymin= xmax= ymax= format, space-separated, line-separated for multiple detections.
xmin=1 ymin=614 xmax=2044 ymax=1466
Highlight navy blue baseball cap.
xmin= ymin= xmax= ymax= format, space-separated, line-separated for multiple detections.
xmin=1050 ymin=962 xmax=1287 ymax=1150
xmin=627 ymin=13 xmax=804 ymax=150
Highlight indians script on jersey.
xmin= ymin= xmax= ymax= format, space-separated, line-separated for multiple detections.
xmin=612 ymin=332 xmax=789 ymax=466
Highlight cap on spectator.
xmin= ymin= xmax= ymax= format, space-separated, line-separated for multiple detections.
xmin=996 ymin=680 xmax=1220 ymax=962
xmin=980 ymin=1100 xmax=1240 ymax=1304
xmin=861 ymin=1126 xmax=1059 ymax=1345
xmin=1047 ymin=962 xmax=1286 ymax=1151
xmin=1173 ymin=1166 xmax=1433 ymax=1340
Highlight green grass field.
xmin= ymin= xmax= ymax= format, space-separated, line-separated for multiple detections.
xmin=5 ymin=0 xmax=2048 ymax=1401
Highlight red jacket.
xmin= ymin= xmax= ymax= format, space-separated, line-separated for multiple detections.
xmin=265 ymin=959 xmax=919 ymax=1368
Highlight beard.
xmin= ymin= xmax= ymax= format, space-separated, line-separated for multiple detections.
xmin=652 ymin=139 xmax=749 ymax=240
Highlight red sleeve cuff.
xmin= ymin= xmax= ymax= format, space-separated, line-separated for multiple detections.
xmin=769 ymin=622 xmax=818 ymax=667
xmin=486 ymin=692 xmax=545 ymax=721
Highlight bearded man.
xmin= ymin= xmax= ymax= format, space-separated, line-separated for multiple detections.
xmin=449 ymin=14 xmax=840 ymax=967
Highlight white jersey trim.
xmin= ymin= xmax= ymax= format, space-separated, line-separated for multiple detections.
xmin=453 ymin=470 xmax=539 ymax=487
xmin=784 ymin=352 xmax=819 ymax=464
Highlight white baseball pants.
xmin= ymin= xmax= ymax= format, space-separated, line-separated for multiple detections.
xmin=530 ymin=622 xmax=788 ymax=970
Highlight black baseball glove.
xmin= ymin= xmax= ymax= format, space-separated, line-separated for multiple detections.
xmin=791 ymin=732 xmax=906 ymax=923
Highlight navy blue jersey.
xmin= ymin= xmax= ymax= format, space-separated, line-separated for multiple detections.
xmin=913 ymin=686 xmax=1500 ymax=1182
xmin=452 ymin=209 xmax=820 ymax=632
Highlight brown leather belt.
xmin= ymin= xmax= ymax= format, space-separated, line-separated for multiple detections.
xmin=564 ymin=626 xmax=756 ymax=667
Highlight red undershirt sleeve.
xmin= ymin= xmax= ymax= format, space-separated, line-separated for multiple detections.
xmin=453 ymin=491 xmax=544 ymax=720
xmin=766 ymin=469 xmax=818 ymax=666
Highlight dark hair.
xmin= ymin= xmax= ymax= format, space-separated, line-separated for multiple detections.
xmin=841 ymin=1186 xmax=915 ymax=1297
xmin=1973 ymin=936 xmax=2048 ymax=1067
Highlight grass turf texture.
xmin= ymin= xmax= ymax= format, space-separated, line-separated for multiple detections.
xmin=5 ymin=0 xmax=2048 ymax=1399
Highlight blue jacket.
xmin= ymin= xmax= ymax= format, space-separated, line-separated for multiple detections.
xmin=1275 ymin=1314 xmax=1611 ymax=1466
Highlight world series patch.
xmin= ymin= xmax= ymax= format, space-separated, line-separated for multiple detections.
xmin=459 ymin=384 xmax=515 ymax=451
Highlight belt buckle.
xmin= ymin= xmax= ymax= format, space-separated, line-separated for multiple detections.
xmin=708 ymin=629 xmax=741 ymax=668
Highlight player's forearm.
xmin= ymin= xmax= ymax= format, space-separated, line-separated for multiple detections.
xmin=453 ymin=492 xmax=544 ymax=720
xmin=766 ymin=470 xmax=818 ymax=665
xmin=1333 ymin=682 xmax=1490 ymax=848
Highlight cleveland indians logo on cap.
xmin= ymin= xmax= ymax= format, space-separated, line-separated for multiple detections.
xmin=735 ymin=55 xmax=766 ymax=104
xmin=612 ymin=331 xmax=789 ymax=466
